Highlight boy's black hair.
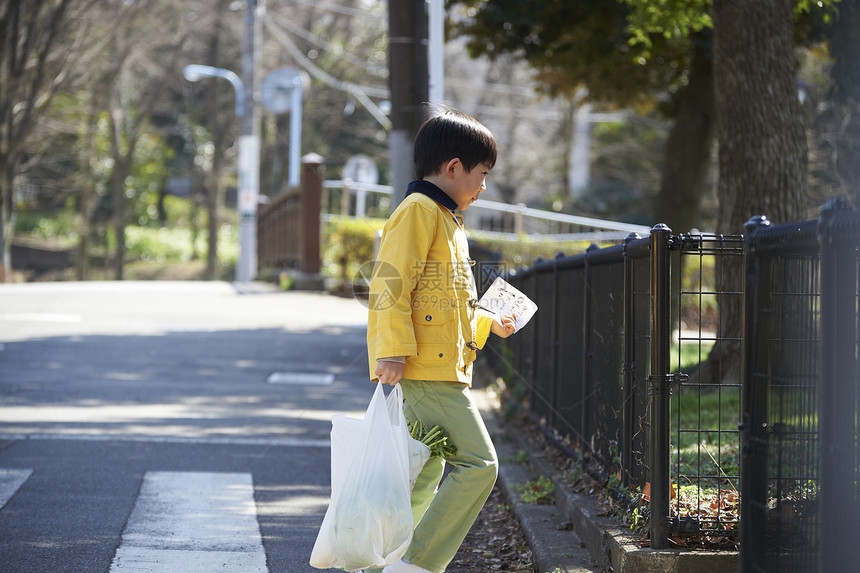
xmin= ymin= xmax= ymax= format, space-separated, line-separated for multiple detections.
xmin=413 ymin=106 xmax=497 ymax=179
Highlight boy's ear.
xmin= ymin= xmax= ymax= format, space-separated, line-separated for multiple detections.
xmin=443 ymin=158 xmax=461 ymax=178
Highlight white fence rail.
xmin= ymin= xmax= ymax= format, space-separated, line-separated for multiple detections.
xmin=322 ymin=180 xmax=651 ymax=243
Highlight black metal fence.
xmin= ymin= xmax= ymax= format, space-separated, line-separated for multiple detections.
xmin=740 ymin=199 xmax=860 ymax=572
xmin=501 ymin=227 xmax=745 ymax=548
xmin=498 ymin=199 xmax=860 ymax=566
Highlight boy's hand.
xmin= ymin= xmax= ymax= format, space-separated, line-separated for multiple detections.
xmin=491 ymin=313 xmax=517 ymax=338
xmin=375 ymin=359 xmax=404 ymax=386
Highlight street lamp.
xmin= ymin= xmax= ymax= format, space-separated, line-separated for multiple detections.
xmin=183 ymin=64 xmax=259 ymax=282
xmin=183 ymin=65 xmax=245 ymax=117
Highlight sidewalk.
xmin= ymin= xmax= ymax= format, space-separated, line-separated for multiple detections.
xmin=473 ymin=388 xmax=738 ymax=573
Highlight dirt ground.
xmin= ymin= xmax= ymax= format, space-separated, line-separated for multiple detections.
xmin=447 ymin=484 xmax=536 ymax=573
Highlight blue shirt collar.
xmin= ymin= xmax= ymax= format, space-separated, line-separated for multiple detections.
xmin=406 ymin=179 xmax=458 ymax=212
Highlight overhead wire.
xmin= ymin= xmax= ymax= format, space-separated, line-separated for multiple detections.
xmin=274 ymin=0 xmax=386 ymax=21
xmin=266 ymin=10 xmax=386 ymax=77
xmin=262 ymin=13 xmax=392 ymax=129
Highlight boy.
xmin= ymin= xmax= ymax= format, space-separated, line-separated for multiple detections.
xmin=367 ymin=107 xmax=517 ymax=573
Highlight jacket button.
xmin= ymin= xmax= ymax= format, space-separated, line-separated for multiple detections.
xmin=439 ymin=353 xmax=444 ymax=358
xmin=425 ymin=315 xmax=432 ymax=321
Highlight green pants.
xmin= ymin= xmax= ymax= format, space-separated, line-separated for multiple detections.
xmin=370 ymin=379 xmax=498 ymax=573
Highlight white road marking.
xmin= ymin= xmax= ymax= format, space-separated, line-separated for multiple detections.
xmin=0 ymin=469 xmax=33 ymax=511
xmin=110 ymin=471 xmax=267 ymax=572
xmin=0 ymin=433 xmax=330 ymax=448
xmin=267 ymin=371 xmax=335 ymax=385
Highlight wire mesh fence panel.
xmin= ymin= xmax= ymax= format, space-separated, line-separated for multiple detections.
xmin=555 ymin=262 xmax=588 ymax=449
xmin=818 ymin=202 xmax=860 ymax=573
xmin=742 ymin=219 xmax=821 ymax=573
xmin=669 ymin=235 xmax=745 ymax=543
xmin=495 ymin=202 xmax=860 ymax=564
xmin=533 ymin=264 xmax=558 ymax=427
xmin=627 ymin=245 xmax=652 ymax=489
xmin=765 ymin=254 xmax=820 ymax=573
xmin=584 ymin=255 xmax=626 ymax=472
xmin=508 ymin=269 xmax=536 ymax=411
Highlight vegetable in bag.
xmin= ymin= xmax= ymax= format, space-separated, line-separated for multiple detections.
xmin=310 ymin=383 xmax=429 ymax=572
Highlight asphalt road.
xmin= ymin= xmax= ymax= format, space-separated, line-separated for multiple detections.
xmin=0 ymin=281 xmax=373 ymax=573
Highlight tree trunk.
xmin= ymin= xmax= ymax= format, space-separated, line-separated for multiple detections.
xmin=698 ymin=0 xmax=808 ymax=385
xmin=206 ymin=152 xmax=223 ymax=280
xmin=76 ymin=99 xmax=102 ymax=280
xmin=0 ymin=156 xmax=11 ymax=283
xmin=110 ymin=158 xmax=130 ymax=281
xmin=202 ymin=0 xmax=230 ymax=281
xmin=713 ymin=0 xmax=807 ymax=231
xmin=654 ymin=31 xmax=716 ymax=233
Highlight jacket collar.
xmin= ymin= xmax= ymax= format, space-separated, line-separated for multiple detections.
xmin=406 ymin=179 xmax=458 ymax=212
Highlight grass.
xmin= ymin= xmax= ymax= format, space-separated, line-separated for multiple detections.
xmin=517 ymin=476 xmax=556 ymax=504
xmin=670 ymin=378 xmax=741 ymax=501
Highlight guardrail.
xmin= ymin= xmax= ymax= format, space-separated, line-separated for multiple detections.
xmin=322 ymin=179 xmax=651 ymax=242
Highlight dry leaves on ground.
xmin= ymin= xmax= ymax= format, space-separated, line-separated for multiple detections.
xmin=447 ymin=484 xmax=536 ymax=573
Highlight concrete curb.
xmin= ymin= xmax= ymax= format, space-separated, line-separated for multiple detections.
xmin=476 ymin=389 xmax=738 ymax=573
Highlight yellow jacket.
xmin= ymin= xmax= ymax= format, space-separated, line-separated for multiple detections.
xmin=367 ymin=184 xmax=493 ymax=385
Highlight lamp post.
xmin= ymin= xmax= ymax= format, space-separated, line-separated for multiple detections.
xmin=183 ymin=0 xmax=260 ymax=283
xmin=184 ymin=64 xmax=259 ymax=282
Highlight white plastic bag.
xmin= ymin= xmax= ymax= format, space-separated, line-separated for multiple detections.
xmin=310 ymin=383 xmax=430 ymax=572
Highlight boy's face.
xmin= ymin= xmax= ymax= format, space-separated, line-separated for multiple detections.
xmin=446 ymin=160 xmax=490 ymax=211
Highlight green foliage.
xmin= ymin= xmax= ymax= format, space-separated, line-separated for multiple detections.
xmin=450 ymin=0 xmax=689 ymax=105
xmin=14 ymin=211 xmax=78 ymax=241
xmin=129 ymin=133 xmax=174 ymax=226
xmin=517 ymin=475 xmax=556 ymax=504
xmin=620 ymin=0 xmax=713 ymax=58
xmin=323 ymin=216 xmax=383 ymax=285
xmin=278 ymin=271 xmax=295 ymax=291
xmin=122 ymin=223 xmax=237 ymax=267
xmin=469 ymin=234 xmax=595 ymax=270
xmin=513 ymin=449 xmax=530 ymax=464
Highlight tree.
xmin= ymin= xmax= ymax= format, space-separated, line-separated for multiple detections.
xmin=0 ymin=0 xmax=75 ymax=281
xmin=712 ymin=0 xmax=808 ymax=231
xmin=182 ymin=0 xmax=238 ymax=280
xmin=99 ymin=0 xmax=207 ymax=279
xmin=450 ymin=0 xmax=713 ymax=231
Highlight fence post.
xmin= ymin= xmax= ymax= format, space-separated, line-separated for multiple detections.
xmin=622 ymin=233 xmax=641 ymax=487
xmin=582 ymin=244 xmax=599 ymax=441
xmin=550 ymin=255 xmax=562 ymax=430
xmin=740 ymin=215 xmax=771 ymax=573
xmin=649 ymin=223 xmax=672 ymax=549
xmin=515 ymin=203 xmax=525 ymax=235
xmin=818 ymin=197 xmax=857 ymax=572
xmin=300 ymin=153 xmax=323 ymax=274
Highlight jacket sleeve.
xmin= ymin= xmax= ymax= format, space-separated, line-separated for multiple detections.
xmin=369 ymin=200 xmax=437 ymax=360
xmin=475 ymin=309 xmax=494 ymax=350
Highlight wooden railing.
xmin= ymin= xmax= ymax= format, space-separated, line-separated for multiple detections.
xmin=257 ymin=153 xmax=323 ymax=275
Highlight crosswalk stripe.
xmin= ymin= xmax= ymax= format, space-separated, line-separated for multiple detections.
xmin=0 ymin=468 xmax=33 ymax=510
xmin=110 ymin=471 xmax=267 ymax=572
xmin=0 ymin=433 xmax=330 ymax=448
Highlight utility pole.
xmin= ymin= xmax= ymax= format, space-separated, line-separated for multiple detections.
xmin=428 ymin=0 xmax=444 ymax=104
xmin=387 ymin=0 xmax=428 ymax=211
xmin=237 ymin=0 xmax=262 ymax=282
